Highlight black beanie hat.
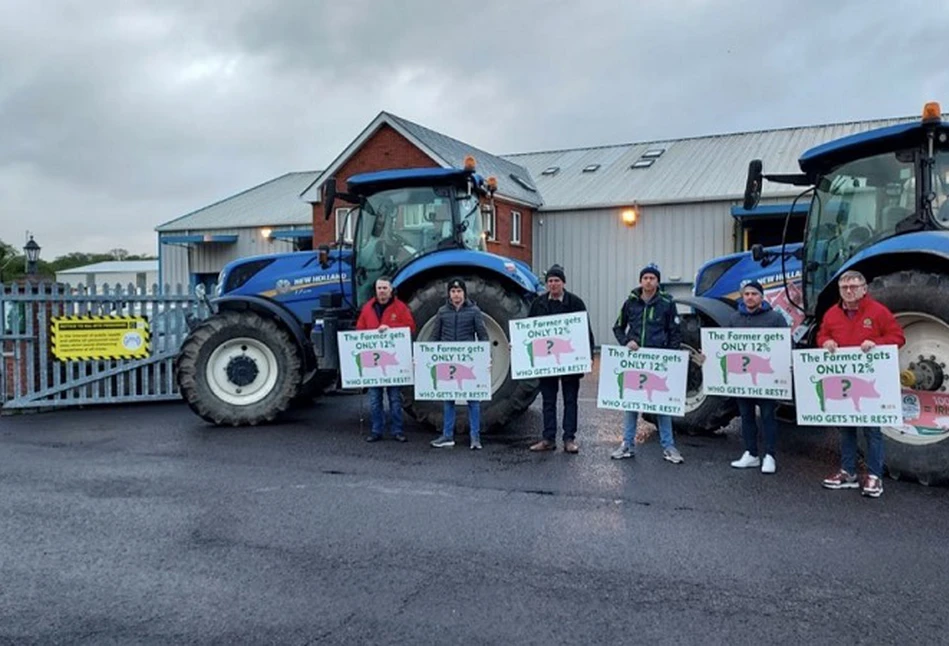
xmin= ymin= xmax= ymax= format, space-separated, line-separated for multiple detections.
xmin=447 ymin=277 xmax=467 ymax=295
xmin=742 ymin=279 xmax=764 ymax=295
xmin=546 ymin=264 xmax=566 ymax=283
xmin=639 ymin=263 xmax=661 ymax=282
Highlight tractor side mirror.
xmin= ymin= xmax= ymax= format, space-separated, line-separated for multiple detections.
xmin=751 ymin=243 xmax=764 ymax=262
xmin=743 ymin=160 xmax=763 ymax=211
xmin=323 ymin=178 xmax=337 ymax=221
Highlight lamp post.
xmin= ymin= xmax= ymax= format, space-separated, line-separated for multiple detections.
xmin=24 ymin=235 xmax=41 ymax=275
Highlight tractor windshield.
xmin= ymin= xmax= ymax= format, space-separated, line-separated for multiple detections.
xmin=353 ymin=185 xmax=458 ymax=304
xmin=803 ymin=149 xmax=916 ymax=308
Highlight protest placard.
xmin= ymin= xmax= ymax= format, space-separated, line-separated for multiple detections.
xmin=508 ymin=312 xmax=592 ymax=379
xmin=700 ymin=327 xmax=793 ymax=400
xmin=596 ymin=344 xmax=690 ymax=416
xmin=792 ymin=345 xmax=903 ymax=427
xmin=337 ymin=327 xmax=414 ymax=388
xmin=412 ymin=341 xmax=492 ymax=401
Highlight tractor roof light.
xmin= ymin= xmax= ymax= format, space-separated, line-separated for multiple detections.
xmin=464 ymin=155 xmax=476 ymax=171
xmin=486 ymin=176 xmax=498 ymax=193
xmin=922 ymin=101 xmax=942 ymax=124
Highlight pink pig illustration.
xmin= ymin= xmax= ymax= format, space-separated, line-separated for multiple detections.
xmin=354 ymin=350 xmax=399 ymax=377
xmin=717 ymin=352 xmax=774 ymax=385
xmin=526 ymin=336 xmax=575 ymax=366
xmin=616 ymin=369 xmax=669 ymax=401
xmin=430 ymin=362 xmax=477 ymax=390
xmin=812 ymin=375 xmax=880 ymax=412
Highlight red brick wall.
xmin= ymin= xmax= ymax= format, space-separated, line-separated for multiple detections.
xmin=486 ymin=199 xmax=533 ymax=266
xmin=311 ymin=124 xmax=439 ymax=245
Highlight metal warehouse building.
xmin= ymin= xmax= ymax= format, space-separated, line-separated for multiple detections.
xmin=154 ymin=111 xmax=920 ymax=344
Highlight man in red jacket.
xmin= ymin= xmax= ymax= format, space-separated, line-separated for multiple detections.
xmin=355 ymin=276 xmax=417 ymax=443
xmin=818 ymin=270 xmax=905 ymax=498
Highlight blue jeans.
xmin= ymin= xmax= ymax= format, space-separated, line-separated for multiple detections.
xmin=736 ymin=398 xmax=777 ymax=457
xmin=840 ymin=426 xmax=884 ymax=478
xmin=368 ymin=387 xmax=403 ymax=437
xmin=623 ymin=411 xmax=674 ymax=449
xmin=443 ymin=401 xmax=481 ymax=441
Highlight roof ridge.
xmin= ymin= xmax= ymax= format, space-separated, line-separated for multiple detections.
xmin=500 ymin=112 xmax=925 ymax=158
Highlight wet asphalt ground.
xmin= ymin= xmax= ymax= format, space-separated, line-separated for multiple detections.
xmin=2 ymin=373 xmax=949 ymax=645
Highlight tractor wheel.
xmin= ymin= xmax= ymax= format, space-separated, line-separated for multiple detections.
xmin=404 ymin=275 xmax=540 ymax=432
xmin=175 ymin=310 xmax=302 ymax=426
xmin=669 ymin=314 xmax=738 ymax=435
xmin=861 ymin=271 xmax=949 ymax=485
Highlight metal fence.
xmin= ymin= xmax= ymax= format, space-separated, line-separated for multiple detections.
xmin=1 ymin=281 xmax=210 ymax=412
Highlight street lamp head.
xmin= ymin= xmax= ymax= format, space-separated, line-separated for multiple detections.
xmin=24 ymin=236 xmax=41 ymax=263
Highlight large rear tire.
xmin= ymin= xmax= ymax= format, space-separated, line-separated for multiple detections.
xmin=861 ymin=271 xmax=949 ymax=486
xmin=670 ymin=314 xmax=738 ymax=435
xmin=404 ymin=275 xmax=540 ymax=431
xmin=175 ymin=310 xmax=302 ymax=426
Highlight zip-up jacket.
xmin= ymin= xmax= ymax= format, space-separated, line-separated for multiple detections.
xmin=816 ymin=296 xmax=905 ymax=348
xmin=430 ymin=298 xmax=489 ymax=342
xmin=612 ymin=288 xmax=682 ymax=349
xmin=726 ymin=300 xmax=789 ymax=328
xmin=356 ymin=296 xmax=417 ymax=334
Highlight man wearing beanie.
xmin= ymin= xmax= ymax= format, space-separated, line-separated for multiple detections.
xmin=723 ymin=279 xmax=789 ymax=474
xmin=429 ymin=277 xmax=490 ymax=450
xmin=611 ymin=262 xmax=685 ymax=464
xmin=527 ymin=264 xmax=595 ymax=454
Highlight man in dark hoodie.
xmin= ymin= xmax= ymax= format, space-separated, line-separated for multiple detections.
xmin=725 ymin=280 xmax=789 ymax=474
xmin=429 ymin=277 xmax=490 ymax=450
xmin=527 ymin=264 xmax=595 ymax=454
xmin=610 ymin=263 xmax=685 ymax=464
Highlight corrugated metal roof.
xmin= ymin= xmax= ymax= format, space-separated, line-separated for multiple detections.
xmin=57 ymin=260 xmax=158 ymax=274
xmin=156 ymin=171 xmax=320 ymax=232
xmin=503 ymin=114 xmax=931 ymax=210
xmin=384 ymin=113 xmax=542 ymax=207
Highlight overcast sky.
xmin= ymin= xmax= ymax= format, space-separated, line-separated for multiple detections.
xmin=1 ymin=0 xmax=946 ymax=259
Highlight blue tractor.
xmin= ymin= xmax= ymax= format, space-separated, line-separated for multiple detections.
xmin=675 ymin=101 xmax=949 ymax=484
xmin=175 ymin=158 xmax=544 ymax=430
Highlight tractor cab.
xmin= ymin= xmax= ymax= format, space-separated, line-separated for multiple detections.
xmin=323 ymin=159 xmax=495 ymax=306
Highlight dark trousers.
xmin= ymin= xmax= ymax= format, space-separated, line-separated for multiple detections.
xmin=540 ymin=375 xmax=580 ymax=442
xmin=736 ymin=398 xmax=777 ymax=458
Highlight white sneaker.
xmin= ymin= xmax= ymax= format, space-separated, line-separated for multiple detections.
xmin=730 ymin=451 xmax=761 ymax=469
xmin=761 ymin=454 xmax=776 ymax=474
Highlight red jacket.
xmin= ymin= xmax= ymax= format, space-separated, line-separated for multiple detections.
xmin=816 ymin=296 xmax=905 ymax=348
xmin=356 ymin=297 xmax=417 ymax=334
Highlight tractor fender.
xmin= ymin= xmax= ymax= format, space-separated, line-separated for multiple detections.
xmin=673 ymin=296 xmax=737 ymax=327
xmin=393 ymin=249 xmax=542 ymax=298
xmin=212 ymin=295 xmax=315 ymax=371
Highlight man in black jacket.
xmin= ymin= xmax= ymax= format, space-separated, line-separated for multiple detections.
xmin=429 ymin=278 xmax=490 ymax=450
xmin=610 ymin=263 xmax=685 ymax=464
xmin=527 ymin=264 xmax=595 ymax=454
xmin=725 ymin=280 xmax=789 ymax=474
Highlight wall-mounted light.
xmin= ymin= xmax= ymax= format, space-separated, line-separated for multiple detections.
xmin=261 ymin=227 xmax=273 ymax=240
xmin=621 ymin=205 xmax=639 ymax=227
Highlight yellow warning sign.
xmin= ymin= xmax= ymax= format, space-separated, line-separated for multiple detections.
xmin=51 ymin=315 xmax=151 ymax=361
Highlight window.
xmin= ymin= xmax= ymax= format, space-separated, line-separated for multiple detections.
xmin=642 ymin=148 xmax=666 ymax=158
xmin=582 ymin=164 xmax=600 ymax=173
xmin=541 ymin=166 xmax=559 ymax=176
xmin=401 ymin=204 xmax=425 ymax=228
xmin=511 ymin=211 xmax=522 ymax=244
xmin=631 ymin=159 xmax=655 ymax=169
xmin=509 ymin=173 xmax=537 ymax=192
xmin=335 ymin=208 xmax=354 ymax=243
xmin=486 ymin=208 xmax=497 ymax=241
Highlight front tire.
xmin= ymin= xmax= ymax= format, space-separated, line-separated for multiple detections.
xmin=670 ymin=314 xmax=738 ymax=435
xmin=404 ymin=275 xmax=540 ymax=431
xmin=175 ymin=310 xmax=302 ymax=426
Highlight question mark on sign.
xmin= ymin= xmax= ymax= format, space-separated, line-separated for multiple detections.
xmin=638 ymin=372 xmax=648 ymax=388
xmin=741 ymin=355 xmax=751 ymax=372
xmin=373 ymin=351 xmax=380 ymax=364
xmin=841 ymin=378 xmax=852 ymax=397
xmin=546 ymin=339 xmax=555 ymax=353
xmin=449 ymin=364 xmax=457 ymax=378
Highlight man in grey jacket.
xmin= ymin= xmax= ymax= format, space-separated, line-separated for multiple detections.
xmin=725 ymin=280 xmax=789 ymax=474
xmin=429 ymin=278 xmax=490 ymax=450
